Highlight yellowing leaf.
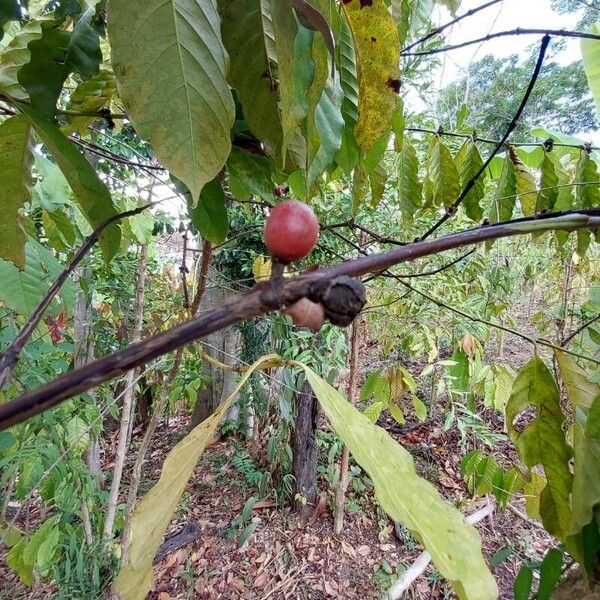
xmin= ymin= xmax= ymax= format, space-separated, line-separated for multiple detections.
xmin=252 ymin=255 xmax=272 ymax=282
xmin=300 ymin=365 xmax=497 ymax=600
xmin=0 ymin=115 xmax=34 ymax=269
xmin=341 ymin=0 xmax=400 ymax=153
xmin=108 ymin=0 xmax=235 ymax=202
xmin=114 ymin=355 xmax=282 ymax=600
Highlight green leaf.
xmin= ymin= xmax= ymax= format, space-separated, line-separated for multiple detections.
xmin=113 ymin=355 xmax=279 ymax=600
xmin=0 ymin=238 xmax=75 ymax=315
xmin=506 ymin=356 xmax=572 ymax=540
xmin=226 ymin=147 xmax=275 ymax=201
xmin=108 ymin=0 xmax=235 ymax=202
xmin=301 ymin=365 xmax=498 ymax=600
xmin=455 ymin=138 xmax=485 ymax=221
xmin=220 ymin=0 xmax=282 ymax=158
xmin=17 ymin=20 xmax=70 ymax=116
xmin=63 ymin=5 xmax=102 ymax=80
xmin=446 ymin=349 xmax=469 ymax=393
xmin=581 ymin=24 xmax=600 ymax=120
xmin=338 ymin=13 xmax=358 ymax=127
xmin=427 ymin=137 xmax=460 ymax=208
xmin=537 ymin=548 xmax=563 ymax=600
xmin=0 ymin=14 xmax=55 ymax=101
xmin=489 ymin=153 xmax=517 ymax=223
xmin=6 ymin=540 xmax=33 ymax=586
xmin=267 ymin=2 xmax=313 ymax=164
xmin=509 ymin=146 xmax=537 ymax=216
xmin=388 ymin=402 xmax=405 ymax=425
xmin=0 ymin=115 xmax=34 ymax=269
xmin=513 ymin=566 xmax=533 ymax=600
xmin=306 ymin=82 xmax=344 ymax=190
xmin=555 ymin=350 xmax=600 ymax=535
xmin=186 ymin=178 xmax=228 ymax=244
xmin=19 ymin=103 xmax=121 ymax=260
xmin=575 ymin=149 xmax=600 ymax=208
xmin=397 ymin=135 xmax=422 ymax=223
xmin=411 ymin=394 xmax=427 ymax=421
xmin=341 ymin=0 xmax=400 ymax=153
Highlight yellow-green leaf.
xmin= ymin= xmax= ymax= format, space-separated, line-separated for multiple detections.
xmin=108 ymin=0 xmax=235 ymax=202
xmin=114 ymin=354 xmax=282 ymax=600
xmin=0 ymin=115 xmax=34 ymax=269
xmin=341 ymin=0 xmax=400 ymax=153
xmin=301 ymin=365 xmax=498 ymax=600
xmin=581 ymin=24 xmax=600 ymax=120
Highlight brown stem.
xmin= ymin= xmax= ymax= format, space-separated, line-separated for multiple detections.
xmin=333 ymin=318 xmax=360 ymax=534
xmin=1 ymin=210 xmax=599 ymax=431
xmin=102 ymin=245 xmax=148 ymax=544
xmin=0 ymin=201 xmax=159 ymax=388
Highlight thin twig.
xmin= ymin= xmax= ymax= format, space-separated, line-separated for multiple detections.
xmin=401 ymin=0 xmax=503 ymax=53
xmin=401 ymin=28 xmax=600 ymax=56
xmin=405 ymin=126 xmax=600 ymax=152
xmin=1 ymin=210 xmax=600 ymax=430
xmin=561 ymin=314 xmax=600 ymax=347
xmin=420 ymin=35 xmax=551 ymax=240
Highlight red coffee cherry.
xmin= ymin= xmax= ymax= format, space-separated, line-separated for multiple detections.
xmin=264 ymin=200 xmax=320 ymax=263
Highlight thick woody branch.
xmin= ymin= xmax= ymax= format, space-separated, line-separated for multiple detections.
xmin=1 ymin=210 xmax=599 ymax=431
xmin=420 ymin=35 xmax=550 ymax=240
xmin=401 ymin=28 xmax=600 ymax=56
xmin=0 ymin=201 xmax=160 ymax=388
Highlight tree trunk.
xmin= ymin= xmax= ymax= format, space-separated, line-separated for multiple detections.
xmin=73 ymin=263 xmax=102 ymax=479
xmin=292 ymin=379 xmax=319 ymax=521
xmin=103 ymin=246 xmax=148 ymax=544
xmin=333 ymin=318 xmax=360 ymax=534
xmin=189 ymin=265 xmax=241 ymax=429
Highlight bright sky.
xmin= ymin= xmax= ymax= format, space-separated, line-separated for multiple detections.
xmin=427 ymin=0 xmax=600 ymax=143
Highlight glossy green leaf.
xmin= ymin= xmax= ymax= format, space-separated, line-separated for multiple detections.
xmin=397 ymin=135 xmax=422 ymax=223
xmin=0 ymin=15 xmax=54 ymax=101
xmin=306 ymin=83 xmax=344 ymax=189
xmin=109 ymin=0 xmax=235 ymax=202
xmin=301 ymin=365 xmax=498 ymax=600
xmin=489 ymin=154 xmax=517 ymax=223
xmin=341 ymin=0 xmax=400 ymax=153
xmin=455 ymin=138 xmax=485 ymax=221
xmin=227 ymin=147 xmax=275 ymax=200
xmin=64 ymin=5 xmax=102 ymax=80
xmin=220 ymin=0 xmax=283 ymax=158
xmin=114 ymin=355 xmax=280 ymax=600
xmin=537 ymin=548 xmax=563 ymax=600
xmin=428 ymin=137 xmax=460 ymax=208
xmin=19 ymin=103 xmax=121 ymax=260
xmin=0 ymin=114 xmax=34 ymax=269
xmin=581 ymin=24 xmax=600 ymax=120
xmin=506 ymin=356 xmax=572 ymax=540
xmin=186 ymin=178 xmax=228 ymax=244
xmin=513 ymin=566 xmax=533 ymax=600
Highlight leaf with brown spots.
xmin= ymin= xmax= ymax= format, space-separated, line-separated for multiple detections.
xmin=341 ymin=0 xmax=400 ymax=152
